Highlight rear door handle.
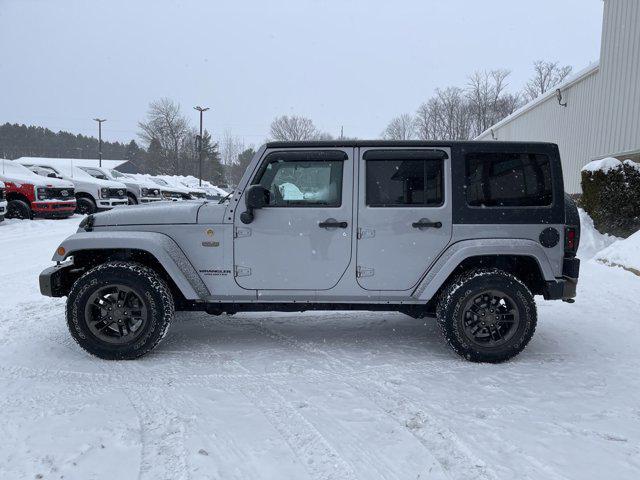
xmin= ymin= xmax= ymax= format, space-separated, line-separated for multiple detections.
xmin=412 ymin=219 xmax=442 ymax=229
xmin=319 ymin=219 xmax=348 ymax=229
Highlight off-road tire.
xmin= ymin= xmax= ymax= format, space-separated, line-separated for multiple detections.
xmin=76 ymin=197 xmax=96 ymax=215
xmin=66 ymin=261 xmax=174 ymax=360
xmin=436 ymin=268 xmax=537 ymax=363
xmin=7 ymin=199 xmax=32 ymax=219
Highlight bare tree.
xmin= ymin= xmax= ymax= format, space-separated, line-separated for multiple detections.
xmin=466 ymin=70 xmax=522 ymax=137
xmin=270 ymin=115 xmax=319 ymax=141
xmin=381 ymin=113 xmax=415 ymax=140
xmin=523 ymin=60 xmax=573 ymax=102
xmin=219 ymin=130 xmax=244 ymax=183
xmin=138 ymin=98 xmax=190 ymax=174
xmin=414 ymin=88 xmax=470 ymax=140
xmin=415 ymin=98 xmax=442 ymax=140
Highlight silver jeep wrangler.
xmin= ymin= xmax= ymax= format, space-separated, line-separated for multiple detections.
xmin=40 ymin=141 xmax=581 ymax=362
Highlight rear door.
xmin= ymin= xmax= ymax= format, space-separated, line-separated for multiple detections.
xmin=234 ymin=148 xmax=354 ymax=290
xmin=355 ymin=147 xmax=452 ymax=291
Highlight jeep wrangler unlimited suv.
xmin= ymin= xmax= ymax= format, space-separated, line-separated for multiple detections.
xmin=40 ymin=141 xmax=580 ymax=363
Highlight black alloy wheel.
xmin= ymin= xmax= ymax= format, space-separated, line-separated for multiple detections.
xmin=84 ymin=284 xmax=149 ymax=344
xmin=461 ymin=290 xmax=521 ymax=348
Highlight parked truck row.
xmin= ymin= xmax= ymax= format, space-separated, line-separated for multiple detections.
xmin=0 ymin=157 xmax=229 ymax=220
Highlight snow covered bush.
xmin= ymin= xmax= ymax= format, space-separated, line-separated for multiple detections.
xmin=581 ymin=157 xmax=640 ymax=237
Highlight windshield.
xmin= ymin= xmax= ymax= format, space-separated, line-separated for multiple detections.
xmin=152 ymin=178 xmax=168 ymax=186
xmin=110 ymin=169 xmax=126 ymax=178
xmin=79 ymin=167 xmax=110 ymax=180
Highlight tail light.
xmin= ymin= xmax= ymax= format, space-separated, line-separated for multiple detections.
xmin=565 ymin=227 xmax=577 ymax=255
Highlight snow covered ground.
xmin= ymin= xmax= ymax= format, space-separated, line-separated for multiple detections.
xmin=1 ymin=215 xmax=639 ymax=480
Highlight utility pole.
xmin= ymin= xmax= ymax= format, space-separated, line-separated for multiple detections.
xmin=93 ymin=118 xmax=106 ymax=167
xmin=193 ymin=106 xmax=210 ymax=186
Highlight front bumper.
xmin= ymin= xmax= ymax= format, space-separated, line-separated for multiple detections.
xmin=140 ymin=197 xmax=163 ymax=203
xmin=32 ymin=200 xmax=76 ymax=217
xmin=39 ymin=260 xmax=76 ymax=297
xmin=97 ymin=198 xmax=128 ymax=209
xmin=543 ymin=257 xmax=580 ymax=301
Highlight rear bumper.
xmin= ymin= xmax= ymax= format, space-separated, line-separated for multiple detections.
xmin=543 ymin=257 xmax=580 ymax=301
xmin=32 ymin=201 xmax=76 ymax=217
xmin=0 ymin=200 xmax=6 ymax=220
xmin=39 ymin=260 xmax=75 ymax=297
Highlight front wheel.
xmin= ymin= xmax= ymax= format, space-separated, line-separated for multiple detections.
xmin=436 ymin=269 xmax=537 ymax=363
xmin=66 ymin=261 xmax=174 ymax=359
xmin=76 ymin=197 xmax=96 ymax=215
xmin=7 ymin=199 xmax=32 ymax=219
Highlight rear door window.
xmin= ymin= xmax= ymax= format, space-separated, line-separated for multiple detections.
xmin=465 ymin=152 xmax=553 ymax=207
xmin=365 ymin=150 xmax=444 ymax=207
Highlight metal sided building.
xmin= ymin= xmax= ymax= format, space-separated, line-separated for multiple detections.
xmin=476 ymin=0 xmax=640 ymax=193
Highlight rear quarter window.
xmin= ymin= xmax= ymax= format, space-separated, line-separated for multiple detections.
xmin=465 ymin=152 xmax=553 ymax=207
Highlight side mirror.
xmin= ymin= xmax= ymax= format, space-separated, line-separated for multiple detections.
xmin=241 ymin=185 xmax=269 ymax=224
xmin=47 ymin=172 xmax=57 ymax=178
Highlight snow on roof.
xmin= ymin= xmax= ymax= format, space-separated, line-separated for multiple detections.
xmin=582 ymin=156 xmax=623 ymax=173
xmin=476 ymin=62 xmax=601 ymax=139
xmin=16 ymin=157 xmax=128 ymax=170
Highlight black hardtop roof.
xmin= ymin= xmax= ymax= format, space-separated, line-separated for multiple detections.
xmin=265 ymin=140 xmax=558 ymax=149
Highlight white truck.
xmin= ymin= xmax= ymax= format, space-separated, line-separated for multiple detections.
xmin=16 ymin=157 xmax=128 ymax=214
xmin=78 ymin=166 xmax=162 ymax=205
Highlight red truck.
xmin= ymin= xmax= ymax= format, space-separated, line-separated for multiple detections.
xmin=0 ymin=159 xmax=76 ymax=219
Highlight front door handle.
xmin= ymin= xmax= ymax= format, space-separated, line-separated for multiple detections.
xmin=412 ymin=219 xmax=442 ymax=229
xmin=319 ymin=219 xmax=348 ymax=229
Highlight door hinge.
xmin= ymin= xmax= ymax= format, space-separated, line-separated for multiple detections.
xmin=234 ymin=265 xmax=251 ymax=277
xmin=234 ymin=227 xmax=251 ymax=238
xmin=356 ymin=266 xmax=375 ymax=278
xmin=357 ymin=228 xmax=375 ymax=239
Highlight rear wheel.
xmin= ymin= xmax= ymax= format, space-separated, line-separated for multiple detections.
xmin=76 ymin=197 xmax=96 ymax=215
xmin=6 ymin=199 xmax=32 ymax=219
xmin=436 ymin=269 xmax=537 ymax=363
xmin=66 ymin=261 xmax=174 ymax=359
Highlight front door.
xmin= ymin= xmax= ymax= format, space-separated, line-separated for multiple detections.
xmin=355 ymin=147 xmax=452 ymax=291
xmin=234 ymin=148 xmax=354 ymax=290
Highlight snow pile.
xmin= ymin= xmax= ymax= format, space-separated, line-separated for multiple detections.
xmin=581 ymin=156 xmax=623 ymax=174
xmin=595 ymin=230 xmax=640 ymax=274
xmin=623 ymin=159 xmax=640 ymax=172
xmin=577 ymin=208 xmax=618 ymax=260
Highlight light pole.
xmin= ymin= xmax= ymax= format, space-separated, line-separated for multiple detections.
xmin=193 ymin=106 xmax=209 ymax=186
xmin=93 ymin=118 xmax=106 ymax=167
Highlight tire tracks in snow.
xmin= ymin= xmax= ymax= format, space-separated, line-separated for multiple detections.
xmin=125 ymin=388 xmax=190 ymax=480
xmin=234 ymin=317 xmax=498 ymax=480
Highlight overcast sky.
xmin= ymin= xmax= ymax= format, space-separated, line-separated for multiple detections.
xmin=0 ymin=0 xmax=604 ymax=147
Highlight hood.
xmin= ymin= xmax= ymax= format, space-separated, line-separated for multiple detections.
xmin=90 ymin=177 xmax=128 ymax=189
xmin=91 ymin=201 xmax=205 ymax=227
xmin=34 ymin=176 xmax=75 ymax=189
